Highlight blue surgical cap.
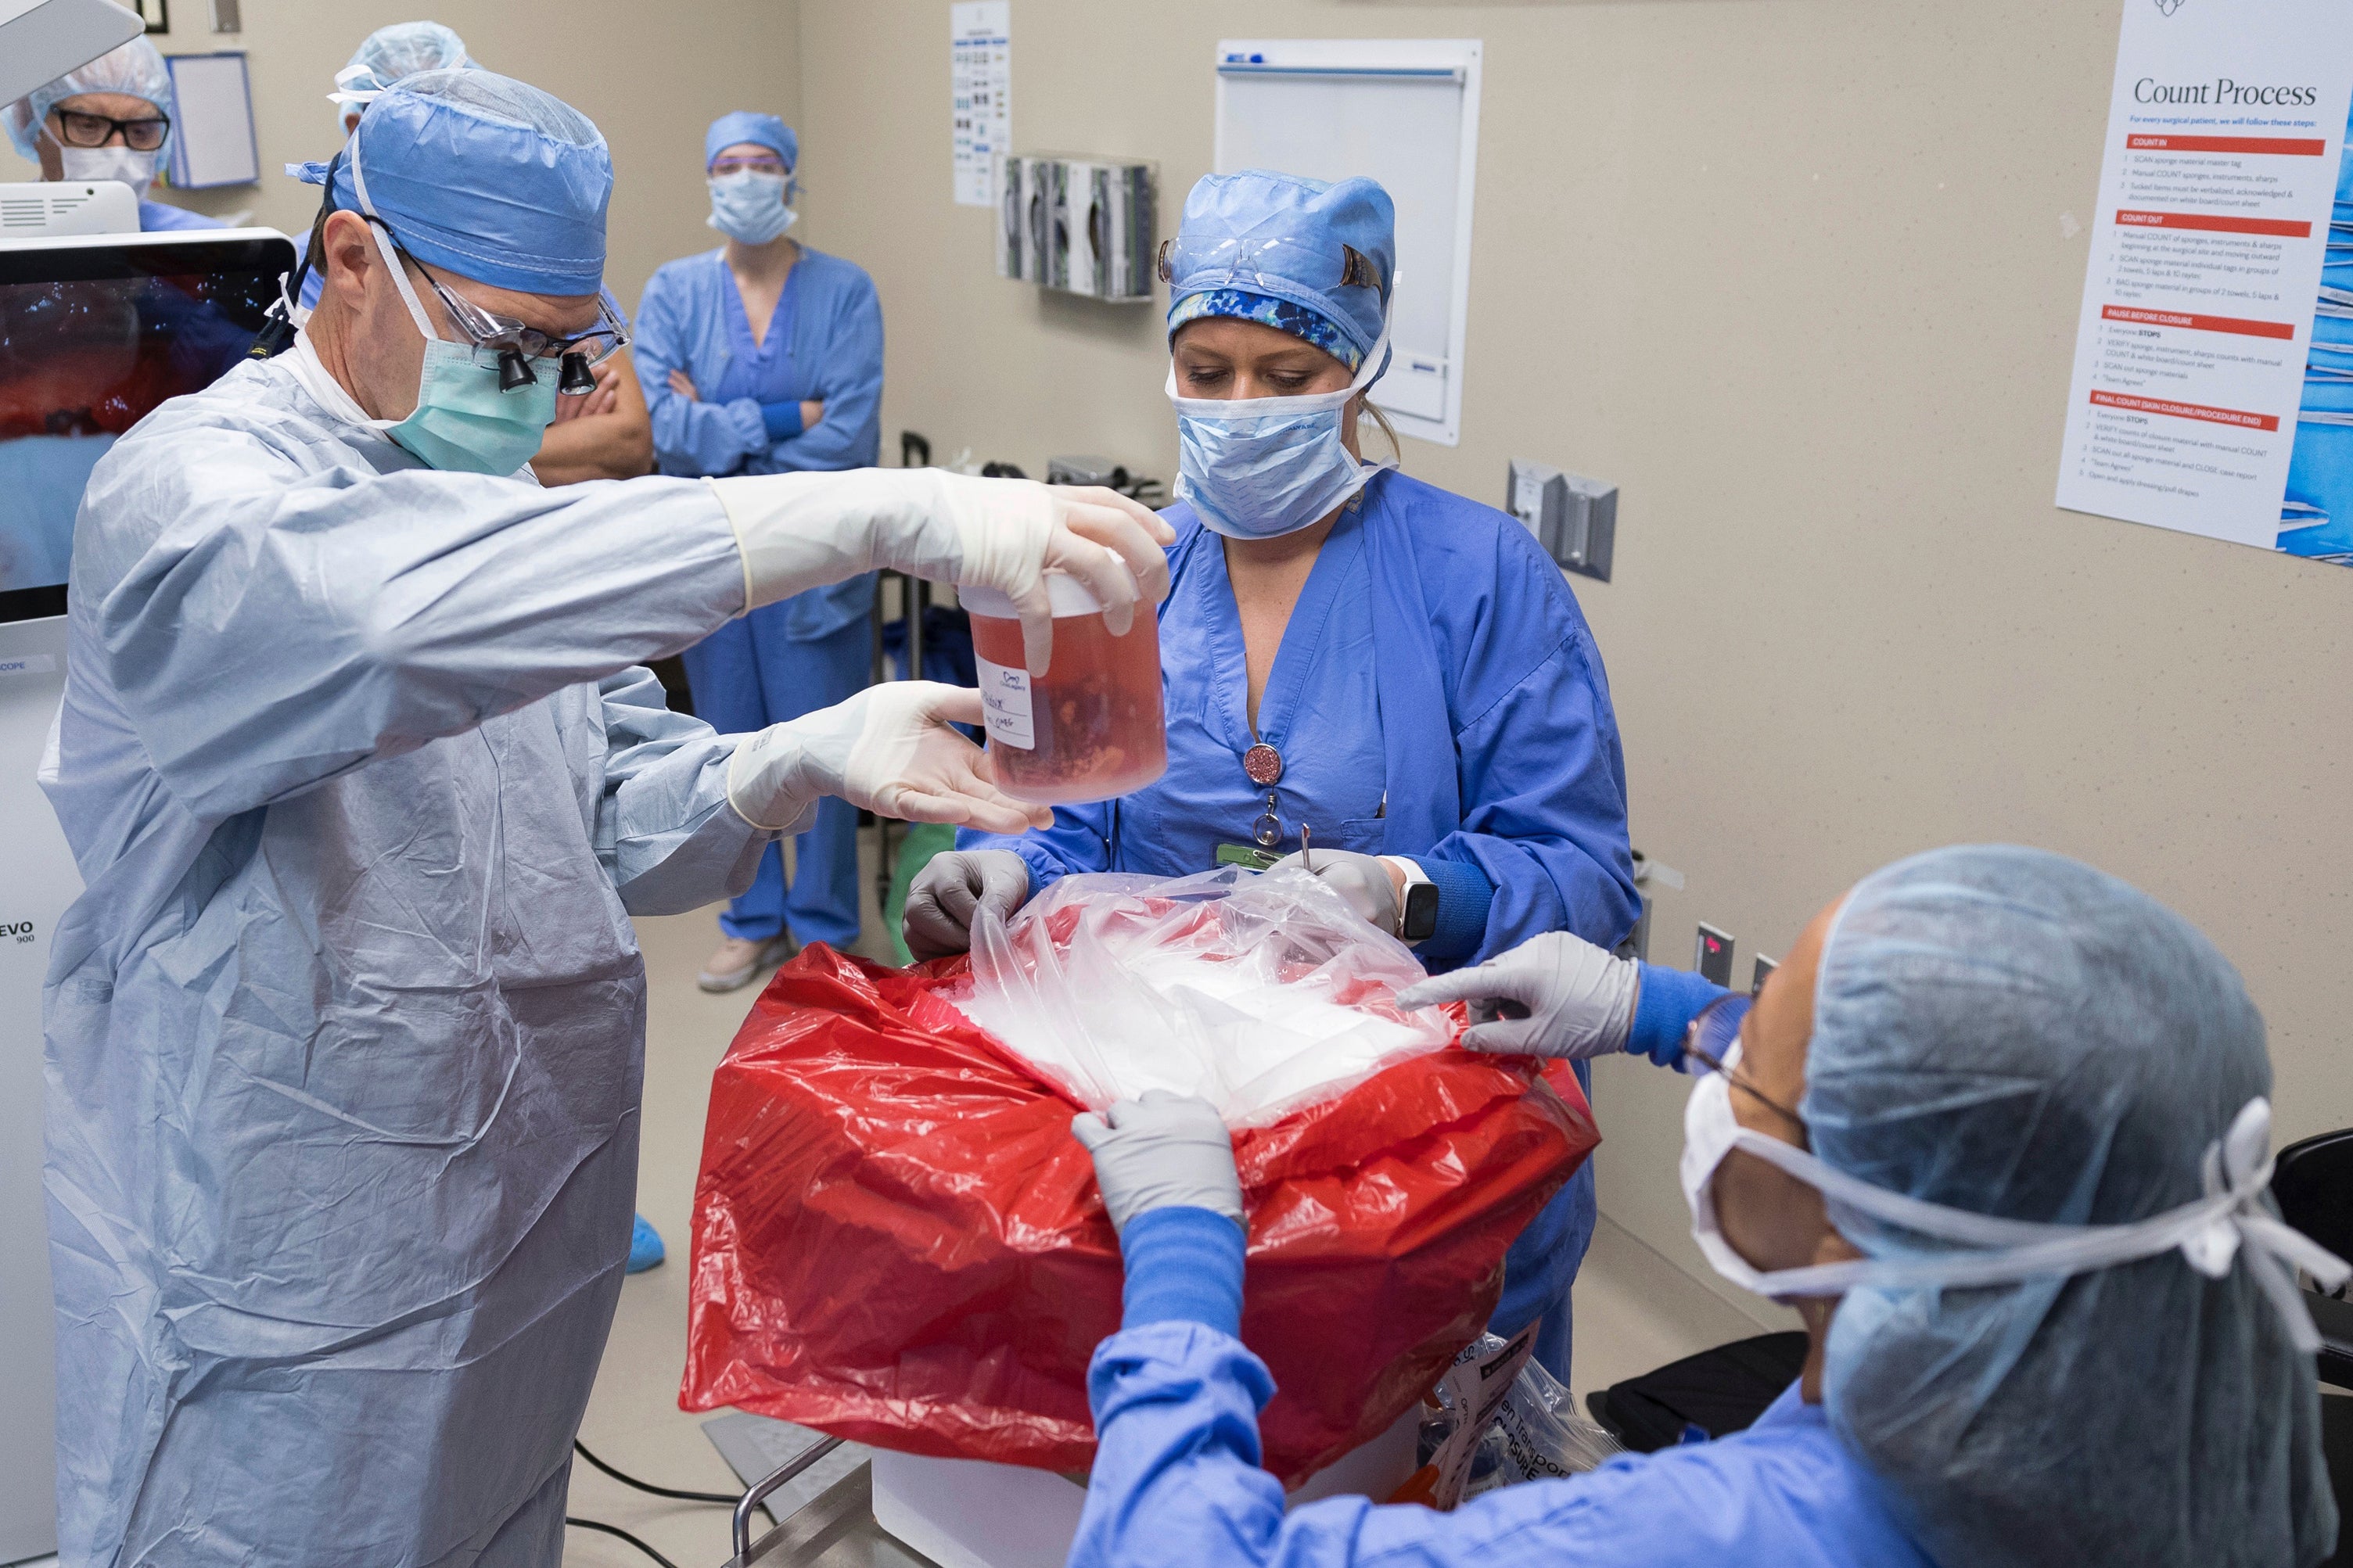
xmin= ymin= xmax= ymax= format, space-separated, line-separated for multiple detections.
xmin=706 ymin=111 xmax=796 ymax=172
xmin=1164 ymin=170 xmax=1394 ymax=368
xmin=291 ymin=69 xmax=609 ymax=296
xmin=5 ymin=38 xmax=175 ymax=164
xmin=1806 ymin=845 xmax=2336 ymax=1568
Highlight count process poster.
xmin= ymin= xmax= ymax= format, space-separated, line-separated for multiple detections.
xmin=2056 ymin=0 xmax=2353 ymax=565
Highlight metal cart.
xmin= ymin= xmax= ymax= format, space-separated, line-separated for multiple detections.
xmin=723 ymin=1437 xmax=934 ymax=1568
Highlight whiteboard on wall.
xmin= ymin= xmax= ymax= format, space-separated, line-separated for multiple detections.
xmin=1214 ymin=38 xmax=1482 ymax=447
xmin=165 ymin=51 xmax=258 ymax=188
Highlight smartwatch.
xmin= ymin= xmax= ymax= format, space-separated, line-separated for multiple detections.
xmin=1383 ymin=856 xmax=1440 ymax=945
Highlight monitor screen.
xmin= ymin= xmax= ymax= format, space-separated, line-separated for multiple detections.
xmin=0 ymin=233 xmax=293 ymax=624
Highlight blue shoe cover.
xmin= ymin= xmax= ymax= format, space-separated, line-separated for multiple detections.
xmin=627 ymin=1213 xmax=666 ymax=1274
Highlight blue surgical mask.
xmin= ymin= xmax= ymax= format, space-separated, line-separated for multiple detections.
xmin=1166 ymin=332 xmax=1391 ymax=540
xmin=369 ymin=222 xmax=559 ymax=475
xmin=707 ymin=170 xmax=797 ymax=245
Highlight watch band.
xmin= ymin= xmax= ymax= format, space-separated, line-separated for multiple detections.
xmin=1383 ymin=856 xmax=1439 ymax=945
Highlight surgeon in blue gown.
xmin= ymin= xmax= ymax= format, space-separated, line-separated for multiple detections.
xmin=5 ymin=38 xmax=225 ymax=233
xmin=911 ymin=170 xmax=1640 ymax=1377
xmin=636 ymin=110 xmax=885 ymax=992
xmin=1065 ymin=846 xmax=2344 ymax=1568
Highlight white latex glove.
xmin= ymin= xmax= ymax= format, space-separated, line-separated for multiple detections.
xmin=902 ymin=849 xmax=1032 ymax=960
xmin=1394 ymin=931 xmax=1640 ymax=1060
xmin=724 ymin=682 xmax=1054 ymax=837
xmin=1069 ymin=1091 xmax=1245 ymax=1236
xmin=1269 ymin=848 xmax=1402 ymax=936
xmin=706 ymin=468 xmax=1174 ymax=674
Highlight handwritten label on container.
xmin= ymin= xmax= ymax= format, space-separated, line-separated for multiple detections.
xmin=974 ymin=656 xmax=1034 ymax=749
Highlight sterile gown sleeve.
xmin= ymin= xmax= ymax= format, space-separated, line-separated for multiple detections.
xmin=1073 ymin=1321 xmax=1934 ymax=1568
xmin=81 ymin=423 xmax=749 ymax=823
xmin=592 ymin=663 xmax=770 ymax=914
xmin=763 ymin=267 xmax=883 ymax=472
xmin=637 ymin=258 xmax=767 ymax=476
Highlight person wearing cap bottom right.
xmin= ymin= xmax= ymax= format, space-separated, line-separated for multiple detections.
xmin=1069 ymin=845 xmax=2346 ymax=1568
xmin=911 ymin=168 xmax=1640 ymax=1382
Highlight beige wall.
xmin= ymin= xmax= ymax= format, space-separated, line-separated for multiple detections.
xmin=3 ymin=0 xmax=803 ymax=309
xmin=796 ymin=0 xmax=2353 ymax=1323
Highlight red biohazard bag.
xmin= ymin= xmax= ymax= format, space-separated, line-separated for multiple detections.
xmin=681 ymin=888 xmax=1597 ymax=1484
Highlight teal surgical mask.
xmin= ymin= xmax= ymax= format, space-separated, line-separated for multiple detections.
xmin=368 ymin=222 xmax=559 ymax=475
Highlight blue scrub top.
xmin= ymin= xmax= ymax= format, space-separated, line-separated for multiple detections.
xmin=634 ymin=244 xmax=882 ymax=640
xmin=138 ymin=198 xmax=223 ymax=232
xmin=1072 ymin=1312 xmax=1938 ymax=1568
xmin=962 ymin=468 xmax=1640 ymax=971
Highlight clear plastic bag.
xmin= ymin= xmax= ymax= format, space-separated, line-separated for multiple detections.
xmin=947 ymin=867 xmax=1455 ymax=1128
xmin=1410 ymin=1332 xmax=1625 ymax=1508
xmin=1467 ymin=1348 xmax=1624 ymax=1496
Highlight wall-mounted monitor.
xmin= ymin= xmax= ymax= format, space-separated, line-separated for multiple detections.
xmin=0 ymin=228 xmax=293 ymax=624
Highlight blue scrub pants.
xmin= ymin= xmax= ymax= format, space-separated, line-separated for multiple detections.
xmin=681 ymin=604 xmax=868 ymax=949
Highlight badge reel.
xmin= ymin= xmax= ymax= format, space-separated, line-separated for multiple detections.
xmin=1245 ymin=743 xmax=1284 ymax=848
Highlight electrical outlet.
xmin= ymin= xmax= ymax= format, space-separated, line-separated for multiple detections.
xmin=1695 ymin=924 xmax=1735 ymax=988
xmin=1751 ymin=955 xmax=1776 ymax=995
xmin=1506 ymin=458 xmax=1617 ymax=582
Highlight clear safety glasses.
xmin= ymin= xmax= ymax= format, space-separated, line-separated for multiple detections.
xmin=372 ymin=218 xmax=627 ymax=393
xmin=1680 ymin=993 xmax=1806 ymax=1131
xmin=1155 ymin=231 xmax=1384 ymax=296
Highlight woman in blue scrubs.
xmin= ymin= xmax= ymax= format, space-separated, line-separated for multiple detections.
xmin=909 ymin=170 xmax=1641 ymax=1377
xmin=1065 ymin=847 xmax=2343 ymax=1568
xmin=637 ymin=111 xmax=885 ymax=992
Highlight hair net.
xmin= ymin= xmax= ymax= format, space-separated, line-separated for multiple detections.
xmin=1163 ymin=170 xmax=1393 ymax=367
xmin=289 ymin=69 xmax=609 ymax=296
xmin=1807 ymin=844 xmax=2337 ymax=1568
xmin=5 ymin=37 xmax=175 ymax=163
xmin=705 ymin=110 xmax=796 ymax=171
xmin=334 ymin=21 xmax=474 ymax=108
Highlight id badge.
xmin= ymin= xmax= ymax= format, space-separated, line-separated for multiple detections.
xmin=1215 ymin=843 xmax=1280 ymax=872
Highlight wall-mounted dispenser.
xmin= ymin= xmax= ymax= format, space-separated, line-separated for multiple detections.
xmin=996 ymin=153 xmax=1156 ymax=303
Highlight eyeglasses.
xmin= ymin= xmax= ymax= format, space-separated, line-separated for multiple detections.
xmin=1681 ymin=993 xmax=1807 ymax=1131
xmin=709 ymin=156 xmax=789 ymax=178
xmin=1155 ymin=232 xmax=1384 ymax=294
xmin=50 ymin=107 xmax=170 ymax=152
xmin=374 ymin=220 xmax=628 ymax=393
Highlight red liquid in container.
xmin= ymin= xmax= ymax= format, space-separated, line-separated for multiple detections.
xmin=962 ymin=575 xmax=1167 ymax=806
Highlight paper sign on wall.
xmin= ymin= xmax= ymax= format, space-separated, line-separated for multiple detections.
xmin=950 ymin=2 xmax=1011 ymax=208
xmin=2056 ymin=0 xmax=2353 ymax=565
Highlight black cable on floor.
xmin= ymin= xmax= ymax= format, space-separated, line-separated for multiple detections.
xmin=573 ymin=1439 xmax=741 ymax=1506
xmin=564 ymin=1516 xmax=683 ymax=1568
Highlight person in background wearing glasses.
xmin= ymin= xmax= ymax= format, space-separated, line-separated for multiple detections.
xmin=1066 ymin=845 xmax=2344 ymax=1568
xmin=910 ymin=170 xmax=1640 ymax=1383
xmin=3 ymin=38 xmax=222 ymax=233
xmin=41 ymin=69 xmax=1175 ymax=1567
xmin=293 ymin=20 xmax=656 ymax=485
xmin=634 ymin=111 xmax=886 ymax=993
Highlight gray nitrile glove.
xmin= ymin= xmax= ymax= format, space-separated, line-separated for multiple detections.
xmin=1269 ymin=848 xmax=1400 ymax=936
xmin=901 ymin=848 xmax=1032 ymax=960
xmin=1069 ymin=1090 xmax=1244 ymax=1236
xmin=1394 ymin=931 xmax=1640 ymax=1060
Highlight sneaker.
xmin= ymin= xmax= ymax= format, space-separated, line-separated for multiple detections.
xmin=627 ymin=1214 xmax=665 ymax=1273
xmin=697 ymin=933 xmax=796 ymax=993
